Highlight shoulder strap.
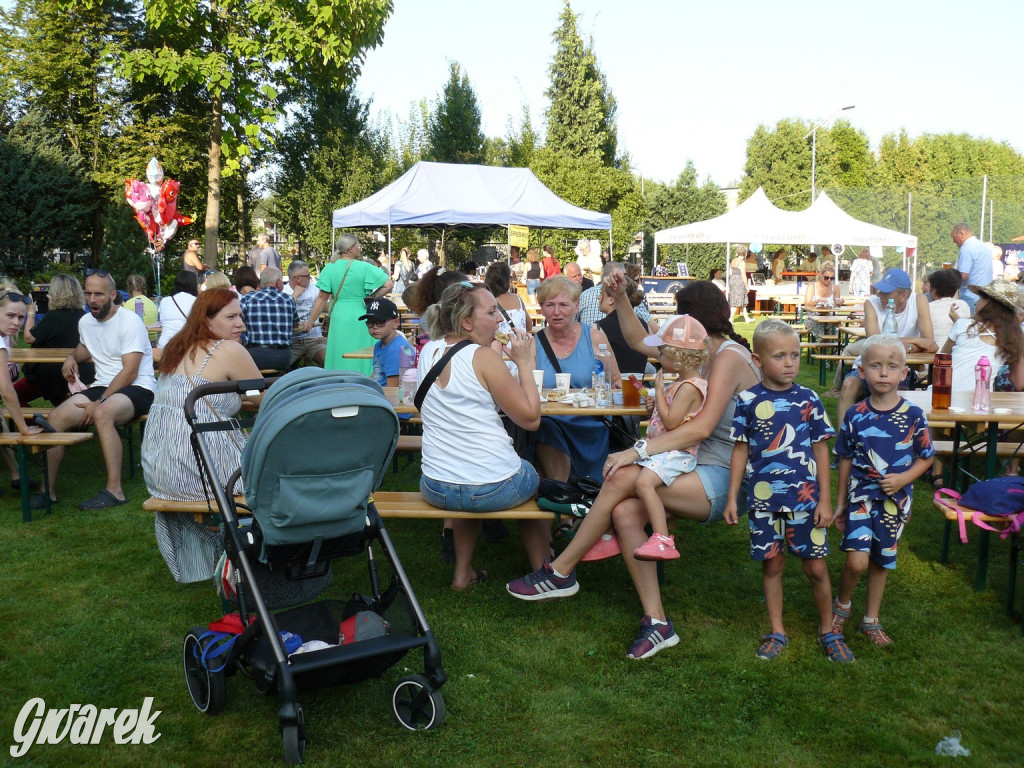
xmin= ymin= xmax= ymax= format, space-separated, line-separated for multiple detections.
xmin=537 ymin=329 xmax=561 ymax=374
xmin=414 ymin=340 xmax=473 ymax=412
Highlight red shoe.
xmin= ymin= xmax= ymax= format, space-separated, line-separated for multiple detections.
xmin=633 ymin=533 xmax=680 ymax=561
xmin=581 ymin=533 xmax=621 ymax=562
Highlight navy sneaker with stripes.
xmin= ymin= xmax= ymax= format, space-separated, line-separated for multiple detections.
xmin=505 ymin=562 xmax=579 ymax=601
xmin=627 ymin=615 xmax=679 ymax=660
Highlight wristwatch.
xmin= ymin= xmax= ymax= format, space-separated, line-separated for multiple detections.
xmin=633 ymin=439 xmax=649 ymax=460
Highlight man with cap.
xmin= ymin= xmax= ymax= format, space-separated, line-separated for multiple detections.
xmin=951 ymin=221 xmax=993 ymax=313
xmin=834 ymin=267 xmax=936 ymax=430
xmin=360 ymin=297 xmax=414 ymax=388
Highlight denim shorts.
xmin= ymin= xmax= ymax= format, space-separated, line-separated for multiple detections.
xmin=695 ymin=463 xmax=740 ymax=524
xmin=420 ymin=459 xmax=539 ymax=513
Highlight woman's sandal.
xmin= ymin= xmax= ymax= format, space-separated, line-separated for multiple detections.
xmin=452 ymin=569 xmax=487 ymax=591
xmin=926 ymin=473 xmax=945 ymax=489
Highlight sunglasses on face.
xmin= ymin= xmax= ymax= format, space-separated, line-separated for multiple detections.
xmin=365 ymin=319 xmax=387 ymax=328
xmin=0 ymin=292 xmax=32 ymax=305
xmin=821 ymin=275 xmax=835 ymax=282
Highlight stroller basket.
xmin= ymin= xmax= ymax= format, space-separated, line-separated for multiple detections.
xmin=181 ymin=371 xmax=446 ymax=765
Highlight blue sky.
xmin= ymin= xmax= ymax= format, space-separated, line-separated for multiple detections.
xmin=356 ymin=0 xmax=1024 ymax=186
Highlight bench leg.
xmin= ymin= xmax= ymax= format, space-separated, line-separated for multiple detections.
xmin=940 ymin=518 xmax=951 ymax=564
xmin=16 ymin=445 xmax=30 ymax=523
xmin=1006 ymin=533 xmax=1020 ymax=619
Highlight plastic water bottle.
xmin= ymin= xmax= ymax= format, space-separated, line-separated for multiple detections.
xmin=881 ymin=298 xmax=897 ymax=334
xmin=972 ymin=355 xmax=991 ymax=411
xmin=134 ymin=297 xmax=145 ymax=320
xmin=399 ymin=344 xmax=417 ymax=404
xmin=592 ymin=343 xmax=611 ymax=406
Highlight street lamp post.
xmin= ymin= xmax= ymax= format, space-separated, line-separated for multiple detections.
xmin=805 ymin=105 xmax=855 ymax=203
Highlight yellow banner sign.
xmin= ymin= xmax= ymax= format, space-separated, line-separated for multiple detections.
xmin=508 ymin=225 xmax=529 ymax=249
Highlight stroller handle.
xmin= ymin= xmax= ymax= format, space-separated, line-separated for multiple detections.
xmin=183 ymin=378 xmax=267 ymax=421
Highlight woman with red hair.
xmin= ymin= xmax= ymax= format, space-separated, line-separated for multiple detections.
xmin=141 ymin=288 xmax=262 ymax=582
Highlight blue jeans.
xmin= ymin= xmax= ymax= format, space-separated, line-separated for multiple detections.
xmin=420 ymin=459 xmax=539 ymax=512
xmin=526 ymin=279 xmax=540 ymax=296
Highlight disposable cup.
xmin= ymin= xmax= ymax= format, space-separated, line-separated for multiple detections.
xmin=555 ymin=372 xmax=571 ymax=398
xmin=532 ymin=369 xmax=545 ymax=394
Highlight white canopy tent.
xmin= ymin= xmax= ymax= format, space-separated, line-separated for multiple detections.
xmin=331 ymin=161 xmax=612 ymax=256
xmin=654 ymin=187 xmax=918 ymax=284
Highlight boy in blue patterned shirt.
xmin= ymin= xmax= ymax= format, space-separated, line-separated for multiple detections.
xmin=832 ymin=334 xmax=934 ymax=648
xmin=724 ymin=319 xmax=853 ymax=662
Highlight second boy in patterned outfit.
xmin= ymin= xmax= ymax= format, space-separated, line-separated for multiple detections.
xmin=832 ymin=334 xmax=934 ymax=647
xmin=724 ymin=319 xmax=854 ymax=663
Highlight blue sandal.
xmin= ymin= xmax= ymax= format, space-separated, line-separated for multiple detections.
xmin=819 ymin=631 xmax=856 ymax=663
xmin=755 ymin=632 xmax=789 ymax=660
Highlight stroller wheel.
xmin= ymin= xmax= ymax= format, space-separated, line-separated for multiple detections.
xmin=183 ymin=626 xmax=227 ymax=715
xmin=281 ymin=704 xmax=305 ymax=765
xmin=391 ymin=674 xmax=445 ymax=731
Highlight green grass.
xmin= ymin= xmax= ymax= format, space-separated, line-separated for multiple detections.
xmin=1 ymin=321 xmax=1022 ymax=767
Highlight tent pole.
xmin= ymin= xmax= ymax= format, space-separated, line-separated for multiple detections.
xmin=387 ymin=224 xmax=392 ymax=260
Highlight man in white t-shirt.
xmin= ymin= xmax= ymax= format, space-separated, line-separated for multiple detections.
xmin=284 ymin=260 xmax=326 ymax=367
xmin=33 ymin=271 xmax=156 ymax=511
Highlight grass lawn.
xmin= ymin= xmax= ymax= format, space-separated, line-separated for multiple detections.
xmin=1 ymin=316 xmax=1022 ymax=767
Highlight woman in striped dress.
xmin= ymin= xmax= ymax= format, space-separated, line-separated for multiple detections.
xmin=142 ymin=288 xmax=263 ymax=583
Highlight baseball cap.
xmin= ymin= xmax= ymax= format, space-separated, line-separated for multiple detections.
xmin=873 ymin=268 xmax=912 ymax=293
xmin=358 ymin=297 xmax=399 ymax=323
xmin=643 ymin=314 xmax=708 ymax=349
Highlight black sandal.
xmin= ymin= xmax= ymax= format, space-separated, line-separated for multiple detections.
xmin=927 ymin=473 xmax=945 ymax=489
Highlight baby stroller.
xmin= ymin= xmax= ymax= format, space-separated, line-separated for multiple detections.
xmin=180 ymin=369 xmax=446 ymax=765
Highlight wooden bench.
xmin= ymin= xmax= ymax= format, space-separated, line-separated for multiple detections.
xmin=143 ymin=491 xmax=556 ymax=523
xmin=0 ymin=432 xmax=94 ymax=521
xmin=933 ymin=498 xmax=1021 ymax=626
xmin=3 ymin=408 xmax=147 ymax=479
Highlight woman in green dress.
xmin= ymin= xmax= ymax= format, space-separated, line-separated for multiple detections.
xmin=304 ymin=233 xmax=393 ymax=374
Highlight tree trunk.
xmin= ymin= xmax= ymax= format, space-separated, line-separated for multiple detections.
xmin=204 ymin=90 xmax=222 ymax=266
xmin=236 ymin=180 xmax=246 ymax=268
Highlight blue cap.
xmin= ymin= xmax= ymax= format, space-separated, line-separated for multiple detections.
xmin=872 ymin=268 xmax=912 ymax=293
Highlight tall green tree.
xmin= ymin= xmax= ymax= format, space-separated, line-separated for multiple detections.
xmin=426 ymin=62 xmax=484 ymax=164
xmin=740 ymin=119 xmax=814 ymax=210
xmin=272 ymin=86 xmax=395 ymax=264
xmin=70 ymin=0 xmax=393 ymax=264
xmin=0 ymin=113 xmax=96 ymax=275
xmin=545 ymin=0 xmax=617 ymax=165
xmin=642 ymin=162 xmax=727 ymax=278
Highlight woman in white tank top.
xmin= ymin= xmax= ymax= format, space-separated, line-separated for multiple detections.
xmin=418 ymin=281 xmax=544 ymax=590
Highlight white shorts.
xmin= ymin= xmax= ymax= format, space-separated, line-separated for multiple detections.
xmin=636 ymin=450 xmax=697 ymax=486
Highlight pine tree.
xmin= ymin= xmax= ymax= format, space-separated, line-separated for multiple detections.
xmin=426 ymin=62 xmax=485 ymax=165
xmin=545 ymin=0 xmax=617 ymax=165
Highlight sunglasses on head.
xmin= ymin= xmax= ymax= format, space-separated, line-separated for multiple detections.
xmin=0 ymin=291 xmax=32 ymax=306
xmin=84 ymin=269 xmax=111 ymax=278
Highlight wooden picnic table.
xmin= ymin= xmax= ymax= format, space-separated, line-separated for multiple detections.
xmin=383 ymin=387 xmax=647 ymax=418
xmin=8 ymin=348 xmax=79 ymax=364
xmin=903 ymin=390 xmax=1024 ymax=592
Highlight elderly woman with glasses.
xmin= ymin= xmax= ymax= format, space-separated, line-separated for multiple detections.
xmin=534 ymin=276 xmax=620 ymax=482
xmin=304 ymin=233 xmax=393 ymax=375
xmin=803 ymin=261 xmax=842 ymax=340
xmin=418 ymin=281 xmax=544 ymax=589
